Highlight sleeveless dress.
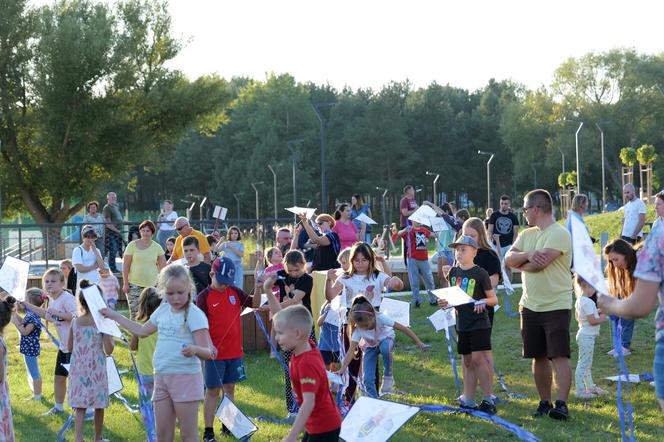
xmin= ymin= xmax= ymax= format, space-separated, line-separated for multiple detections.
xmin=67 ymin=320 xmax=109 ymax=409
xmin=0 ymin=337 xmax=15 ymax=441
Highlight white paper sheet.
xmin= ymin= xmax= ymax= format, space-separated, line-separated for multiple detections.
xmin=212 ymin=206 xmax=228 ymax=220
xmin=285 ymin=206 xmax=317 ymax=219
xmin=501 ymin=266 xmax=514 ymax=293
xmin=0 ymin=256 xmax=30 ymax=301
xmin=107 ymin=356 xmax=124 ymax=395
xmin=215 ymin=396 xmax=258 ymax=439
xmin=323 ymin=307 xmax=341 ymax=327
xmin=240 ymin=307 xmax=254 ymax=316
xmin=354 ymin=213 xmax=377 ymax=225
xmin=429 ymin=217 xmax=449 ymax=233
xmin=82 ymin=286 xmax=123 ymax=338
xmin=379 ymin=298 xmax=410 ymax=328
xmin=327 ymin=371 xmax=343 ymax=385
xmin=340 ymin=396 xmax=419 ymax=442
xmin=427 ymin=308 xmax=456 ymax=338
xmin=407 ymin=206 xmax=437 ymax=227
xmin=430 ymin=286 xmax=475 ymax=307
xmin=570 ymin=214 xmax=610 ymax=295
xmin=605 ymin=374 xmax=640 ymax=383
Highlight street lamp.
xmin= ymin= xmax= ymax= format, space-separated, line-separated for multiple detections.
xmin=375 ymin=186 xmax=389 ymax=226
xmin=267 ymin=164 xmax=278 ymax=220
xmin=477 ymin=150 xmax=495 ymax=209
xmin=425 ymin=171 xmax=440 ymax=205
xmin=251 ymin=182 xmax=264 ymax=221
xmin=531 ymin=163 xmax=541 ymax=188
xmin=595 ymin=123 xmax=606 ymax=211
xmin=311 ymin=102 xmax=336 ymax=212
xmin=556 ymin=146 xmax=566 ymax=174
xmin=564 ymin=118 xmax=584 ymax=194
xmin=287 ymin=138 xmax=304 ymax=222
xmin=233 ymin=193 xmax=242 ymax=221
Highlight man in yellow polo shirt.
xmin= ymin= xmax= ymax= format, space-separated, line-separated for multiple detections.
xmin=505 ymin=189 xmax=573 ymax=421
xmin=167 ymin=217 xmax=212 ymax=264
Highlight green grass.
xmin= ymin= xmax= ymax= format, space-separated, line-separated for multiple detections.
xmin=6 ymin=291 xmax=661 ymax=441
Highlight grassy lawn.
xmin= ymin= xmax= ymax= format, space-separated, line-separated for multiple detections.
xmin=6 ymin=291 xmax=661 ymax=441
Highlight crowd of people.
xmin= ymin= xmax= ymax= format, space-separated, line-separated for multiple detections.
xmin=0 ymin=184 xmax=663 ymax=442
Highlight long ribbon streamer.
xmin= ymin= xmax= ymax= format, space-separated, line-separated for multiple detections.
xmin=611 ymin=318 xmax=636 ymax=442
xmin=55 ymin=411 xmax=75 ymax=442
xmin=120 ymin=336 xmax=157 ymax=442
xmin=442 ymin=327 xmax=462 ymax=398
xmin=23 ymin=306 xmax=61 ymax=348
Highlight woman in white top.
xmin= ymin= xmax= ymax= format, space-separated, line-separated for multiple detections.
xmin=82 ymin=201 xmax=105 ymax=254
xmin=156 ymin=200 xmax=178 ymax=249
xmin=72 ymin=225 xmax=106 ymax=286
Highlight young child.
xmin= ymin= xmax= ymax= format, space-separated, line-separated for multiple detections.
xmin=196 ymin=257 xmax=260 ymax=442
xmin=0 ymin=295 xmax=17 ymax=441
xmin=130 ymin=287 xmax=161 ymax=442
xmin=27 ymin=268 xmax=78 ymax=416
xmin=68 ymin=280 xmax=115 ymax=442
xmin=164 ymin=237 xmax=176 ymax=262
xmin=264 ymin=295 xmax=342 ymax=442
xmin=574 ymin=276 xmax=609 ymax=399
xmin=11 ymin=288 xmax=45 ymax=400
xmin=98 ymin=268 xmax=120 ymax=309
xmin=217 ymin=226 xmax=245 ymax=290
xmin=398 ymin=220 xmax=436 ymax=307
xmin=337 ymin=296 xmax=428 ymax=397
xmin=101 ymin=264 xmax=214 ymax=442
xmin=438 ymin=236 xmax=498 ymax=415
xmin=317 ymin=301 xmax=340 ymax=370
xmin=183 ymin=236 xmax=212 ymax=299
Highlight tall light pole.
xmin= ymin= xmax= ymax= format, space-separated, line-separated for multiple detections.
xmin=233 ymin=193 xmax=242 ymax=221
xmin=425 ymin=171 xmax=440 ymax=205
xmin=251 ymin=182 xmax=264 ymax=249
xmin=267 ymin=165 xmax=278 ymax=220
xmin=287 ymin=138 xmax=304 ymax=222
xmin=477 ymin=150 xmax=495 ymax=209
xmin=574 ymin=122 xmax=584 ymax=194
xmin=595 ymin=123 xmax=606 ymax=211
xmin=557 ymin=146 xmax=566 ymax=174
xmin=376 ymin=186 xmax=389 ymax=226
xmin=311 ymin=102 xmax=335 ymax=212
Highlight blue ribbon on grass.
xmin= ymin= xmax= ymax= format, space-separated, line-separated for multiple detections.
xmin=442 ymin=326 xmax=462 ymax=398
xmin=55 ymin=410 xmax=75 ymax=442
xmin=120 ymin=336 xmax=157 ymax=442
xmin=611 ymin=318 xmax=635 ymax=442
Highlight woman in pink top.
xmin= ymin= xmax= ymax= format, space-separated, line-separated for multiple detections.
xmin=333 ymin=203 xmax=366 ymax=250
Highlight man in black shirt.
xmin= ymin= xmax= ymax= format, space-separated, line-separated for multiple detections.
xmin=488 ymin=195 xmax=519 ymax=260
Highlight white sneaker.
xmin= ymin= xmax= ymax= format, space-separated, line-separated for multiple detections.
xmin=42 ymin=407 xmax=65 ymax=416
xmin=379 ymin=375 xmax=394 ymax=395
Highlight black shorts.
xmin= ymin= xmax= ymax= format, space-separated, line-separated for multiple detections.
xmin=303 ymin=428 xmax=340 ymax=442
xmin=55 ymin=350 xmax=71 ymax=377
xmin=320 ymin=350 xmax=340 ymax=366
xmin=520 ymin=307 xmax=571 ymax=359
xmin=457 ymin=328 xmax=492 ymax=355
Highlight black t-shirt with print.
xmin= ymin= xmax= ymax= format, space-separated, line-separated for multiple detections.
xmin=447 ymin=265 xmax=492 ymax=332
xmin=488 ymin=211 xmax=519 ymax=248
xmin=276 ymin=270 xmax=314 ymax=314
xmin=189 ymin=262 xmax=212 ymax=295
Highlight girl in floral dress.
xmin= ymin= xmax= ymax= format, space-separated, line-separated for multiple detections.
xmin=0 ymin=295 xmax=17 ymax=441
xmin=67 ymin=281 xmax=115 ymax=442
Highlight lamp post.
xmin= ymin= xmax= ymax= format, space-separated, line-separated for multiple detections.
xmin=557 ymin=146 xmax=566 ymax=174
xmin=595 ymin=123 xmax=606 ymax=211
xmin=251 ymin=181 xmax=264 ymax=249
xmin=425 ymin=171 xmax=440 ymax=205
xmin=376 ymin=186 xmax=389 ymax=226
xmin=287 ymin=138 xmax=304 ymax=222
xmin=477 ymin=150 xmax=495 ymax=209
xmin=531 ymin=163 xmax=540 ymax=188
xmin=574 ymin=122 xmax=584 ymax=194
xmin=267 ymin=165 xmax=278 ymax=220
xmin=311 ymin=102 xmax=336 ymax=212
xmin=233 ymin=193 xmax=242 ymax=221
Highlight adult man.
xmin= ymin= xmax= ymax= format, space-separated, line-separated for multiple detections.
xmin=275 ymin=227 xmax=292 ymax=255
xmin=399 ymin=185 xmax=419 ymax=266
xmin=620 ymin=183 xmax=646 ymax=245
xmin=167 ymin=217 xmax=212 ymax=264
xmin=488 ymin=195 xmax=519 ymax=259
xmin=505 ymin=189 xmax=573 ymax=420
xmin=102 ymin=192 xmax=123 ymax=273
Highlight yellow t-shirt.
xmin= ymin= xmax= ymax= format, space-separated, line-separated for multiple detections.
xmin=513 ymin=222 xmax=573 ymax=312
xmin=124 ymin=240 xmax=164 ymax=287
xmin=170 ymin=229 xmax=211 ymax=261
xmin=136 ymin=332 xmax=158 ymax=376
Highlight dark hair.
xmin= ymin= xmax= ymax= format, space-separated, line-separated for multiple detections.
xmin=500 ymin=195 xmax=511 ymax=202
xmin=264 ymin=246 xmax=280 ymax=265
xmin=348 ymin=295 xmax=376 ymax=339
xmin=456 ymin=209 xmax=470 ymax=221
xmin=206 ymin=234 xmax=217 ymax=247
xmin=139 ymin=220 xmax=157 ymax=235
xmin=136 ymin=287 xmax=161 ymax=322
xmin=283 ymin=250 xmax=306 ymax=267
xmin=0 ymin=295 xmax=17 ymax=333
xmin=334 ymin=203 xmax=350 ymax=221
xmin=228 ymin=226 xmax=242 ymax=241
xmin=164 ymin=199 xmax=173 ymax=205
xmin=86 ymin=200 xmax=99 ymax=211
xmin=166 ymin=237 xmax=176 ymax=245
xmin=346 ymin=242 xmax=379 ymax=278
xmin=604 ymin=239 xmax=637 ymax=298
xmin=351 ymin=194 xmax=364 ymax=210
xmin=440 ymin=203 xmax=453 ymax=216
xmin=77 ymin=279 xmax=94 ymax=314
xmin=183 ymin=236 xmax=200 ymax=249
xmin=656 ymin=191 xmax=664 ymax=203
xmin=525 ymin=189 xmax=553 ymax=214
xmin=403 ymin=185 xmax=414 ymax=194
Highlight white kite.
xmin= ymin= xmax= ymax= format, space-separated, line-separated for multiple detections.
xmin=429 ymin=217 xmax=450 ymax=233
xmin=430 ymin=286 xmax=475 ymax=307
xmin=82 ymin=285 xmax=123 ymax=338
xmin=0 ymin=256 xmax=30 ymax=301
xmin=427 ymin=308 xmax=456 ymax=336
xmin=379 ymin=298 xmax=410 ymax=327
xmin=215 ymin=396 xmax=258 ymax=440
xmin=354 ymin=213 xmax=377 ymax=225
xmin=285 ymin=206 xmax=317 ymax=219
xmin=407 ymin=206 xmax=437 ymax=227
xmin=107 ymin=356 xmax=124 ymax=395
xmin=340 ymin=396 xmax=419 ymax=442
xmin=212 ymin=206 xmax=228 ymax=220
xmin=569 ymin=214 xmax=609 ymax=295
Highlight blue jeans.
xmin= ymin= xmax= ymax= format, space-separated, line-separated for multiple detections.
xmin=408 ymin=258 xmax=436 ymax=304
xmin=24 ymin=355 xmax=41 ymax=381
xmin=655 ymin=339 xmax=664 ymax=400
xmin=105 ymin=231 xmax=120 ymax=272
xmin=362 ymin=338 xmax=393 ymax=398
xmin=619 ymin=318 xmax=635 ymax=349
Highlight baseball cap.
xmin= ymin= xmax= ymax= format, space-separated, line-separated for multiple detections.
xmin=81 ymin=225 xmax=97 ymax=237
xmin=448 ymin=235 xmax=478 ymax=249
xmin=212 ymin=257 xmax=236 ymax=286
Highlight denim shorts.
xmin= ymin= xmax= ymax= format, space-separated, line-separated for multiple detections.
xmin=655 ymin=339 xmax=664 ymax=400
xmin=204 ymin=358 xmax=246 ymax=388
xmin=24 ymin=355 xmax=41 ymax=380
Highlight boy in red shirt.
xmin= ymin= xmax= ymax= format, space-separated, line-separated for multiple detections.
xmin=398 ymin=220 xmax=436 ymax=307
xmin=265 ymin=291 xmax=341 ymax=441
xmin=197 ymin=257 xmax=261 ymax=442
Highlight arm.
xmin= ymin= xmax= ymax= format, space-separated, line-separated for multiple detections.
xmin=487 ymin=223 xmax=494 ymax=237
xmin=122 ymin=253 xmax=133 ymax=293
xmin=104 ymin=213 xmax=120 ymax=234
xmin=262 ymin=276 xmax=283 ymax=315
xmin=279 ymin=289 xmax=306 ymax=309
xmin=481 ymin=289 xmax=498 ymax=307
xmin=512 ymin=226 xmax=519 ymax=243
xmin=11 ymin=313 xmax=36 ymax=336
xmin=181 ymin=329 xmax=214 ymax=360
xmin=284 ymin=392 xmax=315 ymax=442
xmin=130 ymin=334 xmax=139 ymax=351
xmin=46 ymin=306 xmax=75 ymax=322
xmin=375 ymin=256 xmax=393 ymax=276
xmin=317 ymin=309 xmax=328 ymax=327
xmin=202 ymin=251 xmax=212 ymax=264
xmin=290 ymin=226 xmax=301 ymax=251
xmin=67 ymin=321 xmax=74 ymax=353
xmin=489 ymin=274 xmax=499 ymax=289
xmin=325 ymin=269 xmax=342 ymax=301
xmin=504 ymin=246 xmax=530 ymax=269
xmin=0 ymin=346 xmax=4 ymax=383
xmin=102 ymin=333 xmax=115 ymax=355
xmin=586 ymin=312 xmax=608 ymax=326
xmin=393 ymin=322 xmax=428 ymax=350
xmin=100 ymin=308 xmax=157 ymax=337
xmin=358 ymin=222 xmax=366 ymax=241
xmin=301 ymin=216 xmax=330 ymax=246
xmin=632 ymin=213 xmax=646 ymax=238
xmin=519 ymin=249 xmax=562 ymax=273
xmin=598 ymin=279 xmax=660 ymax=319
xmin=222 ymin=242 xmax=245 ymax=258
xmin=337 ymin=340 xmax=359 ymax=373
xmin=157 ymin=254 xmax=167 ymax=271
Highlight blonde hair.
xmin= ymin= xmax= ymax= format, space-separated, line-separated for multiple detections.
xmin=157 ymin=264 xmax=196 ymax=320
xmin=60 ymin=259 xmax=73 ymax=270
xmin=337 ymin=247 xmax=352 ymax=265
xmin=274 ymin=305 xmax=313 ymax=335
xmin=463 ymin=217 xmax=494 ymax=251
xmin=42 ymin=268 xmax=65 ymax=285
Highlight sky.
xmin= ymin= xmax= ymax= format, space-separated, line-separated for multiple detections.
xmin=33 ymin=0 xmax=664 ymax=92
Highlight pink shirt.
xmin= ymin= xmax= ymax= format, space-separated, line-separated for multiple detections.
xmin=265 ymin=263 xmax=284 ymax=296
xmin=46 ymin=291 xmax=78 ymax=352
xmin=333 ymin=220 xmax=359 ymax=250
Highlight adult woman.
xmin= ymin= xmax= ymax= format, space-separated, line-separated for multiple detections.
xmin=598 ymin=225 xmax=664 ymax=413
xmin=653 ymin=191 xmax=664 ymax=231
xmin=216 ymin=226 xmax=245 ymax=289
xmin=82 ymin=201 xmax=105 ymax=254
xmin=333 ymin=203 xmax=366 ymax=251
xmin=351 ymin=194 xmax=372 ymax=243
xmin=72 ymin=225 xmax=106 ymax=285
xmin=604 ymin=239 xmax=638 ymax=356
xmin=155 ymin=200 xmax=178 ymax=249
xmin=299 ymin=213 xmax=341 ymax=271
xmin=122 ymin=220 xmax=167 ymax=319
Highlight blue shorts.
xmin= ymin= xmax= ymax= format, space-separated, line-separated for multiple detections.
xmin=24 ymin=355 xmax=41 ymax=380
xmin=655 ymin=340 xmax=664 ymax=400
xmin=205 ymin=358 xmax=246 ymax=388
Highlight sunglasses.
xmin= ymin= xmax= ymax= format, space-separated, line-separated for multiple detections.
xmin=176 ymin=225 xmax=188 ymax=231
xmin=316 ymin=221 xmax=326 ymax=226
xmin=522 ymin=205 xmax=539 ymax=213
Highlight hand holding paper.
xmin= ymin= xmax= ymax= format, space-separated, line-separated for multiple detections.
xmin=82 ymin=286 xmax=122 ymax=338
